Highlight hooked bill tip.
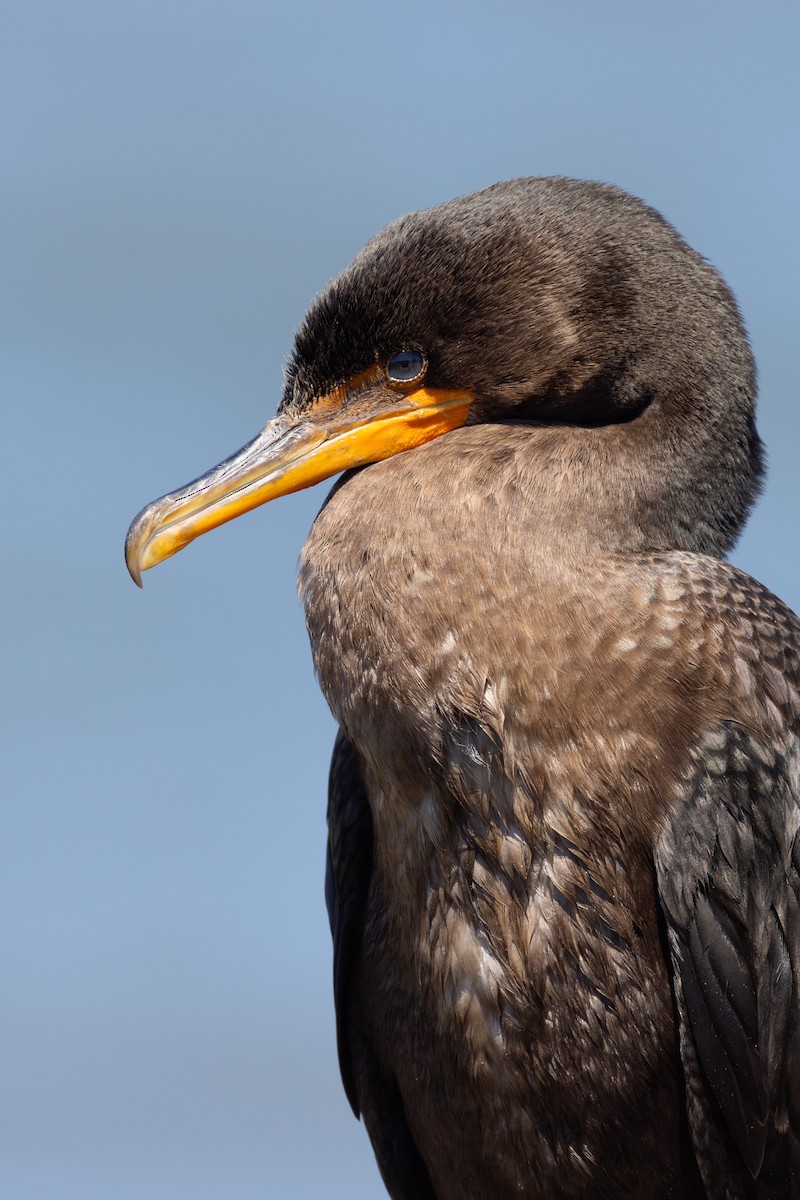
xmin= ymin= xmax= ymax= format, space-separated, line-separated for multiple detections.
xmin=124 ymin=519 xmax=146 ymax=588
xmin=126 ymin=550 xmax=144 ymax=589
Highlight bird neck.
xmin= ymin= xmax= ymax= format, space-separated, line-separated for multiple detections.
xmin=488 ymin=387 xmax=760 ymax=558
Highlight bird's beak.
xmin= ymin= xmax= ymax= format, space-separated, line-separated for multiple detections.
xmin=125 ymin=382 xmax=473 ymax=585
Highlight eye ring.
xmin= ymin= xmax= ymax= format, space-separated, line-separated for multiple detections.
xmin=386 ymin=349 xmax=427 ymax=386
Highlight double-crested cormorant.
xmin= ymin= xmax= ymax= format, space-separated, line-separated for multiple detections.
xmin=126 ymin=178 xmax=800 ymax=1199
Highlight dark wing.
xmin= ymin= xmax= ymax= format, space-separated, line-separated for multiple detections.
xmin=656 ymin=723 xmax=800 ymax=1199
xmin=325 ymin=729 xmax=374 ymax=1116
xmin=326 ymin=730 xmax=437 ymax=1200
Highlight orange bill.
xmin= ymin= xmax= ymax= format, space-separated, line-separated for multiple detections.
xmin=125 ymin=382 xmax=473 ymax=585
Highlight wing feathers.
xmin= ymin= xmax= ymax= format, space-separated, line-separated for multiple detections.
xmin=681 ymin=899 xmax=769 ymax=1176
xmin=657 ymin=724 xmax=800 ymax=1197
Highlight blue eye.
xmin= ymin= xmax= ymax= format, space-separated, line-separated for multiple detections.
xmin=386 ymin=350 xmax=426 ymax=384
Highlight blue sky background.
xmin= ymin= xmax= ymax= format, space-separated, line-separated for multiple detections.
xmin=3 ymin=2 xmax=798 ymax=1197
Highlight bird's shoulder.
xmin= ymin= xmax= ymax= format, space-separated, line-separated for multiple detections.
xmin=620 ymin=550 xmax=800 ymax=736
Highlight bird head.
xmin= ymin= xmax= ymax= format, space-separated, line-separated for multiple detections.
xmin=126 ymin=177 xmax=762 ymax=584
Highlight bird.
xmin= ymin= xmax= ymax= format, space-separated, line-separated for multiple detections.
xmin=125 ymin=177 xmax=800 ymax=1199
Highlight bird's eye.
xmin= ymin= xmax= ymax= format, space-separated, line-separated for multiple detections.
xmin=386 ymin=350 xmax=426 ymax=385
